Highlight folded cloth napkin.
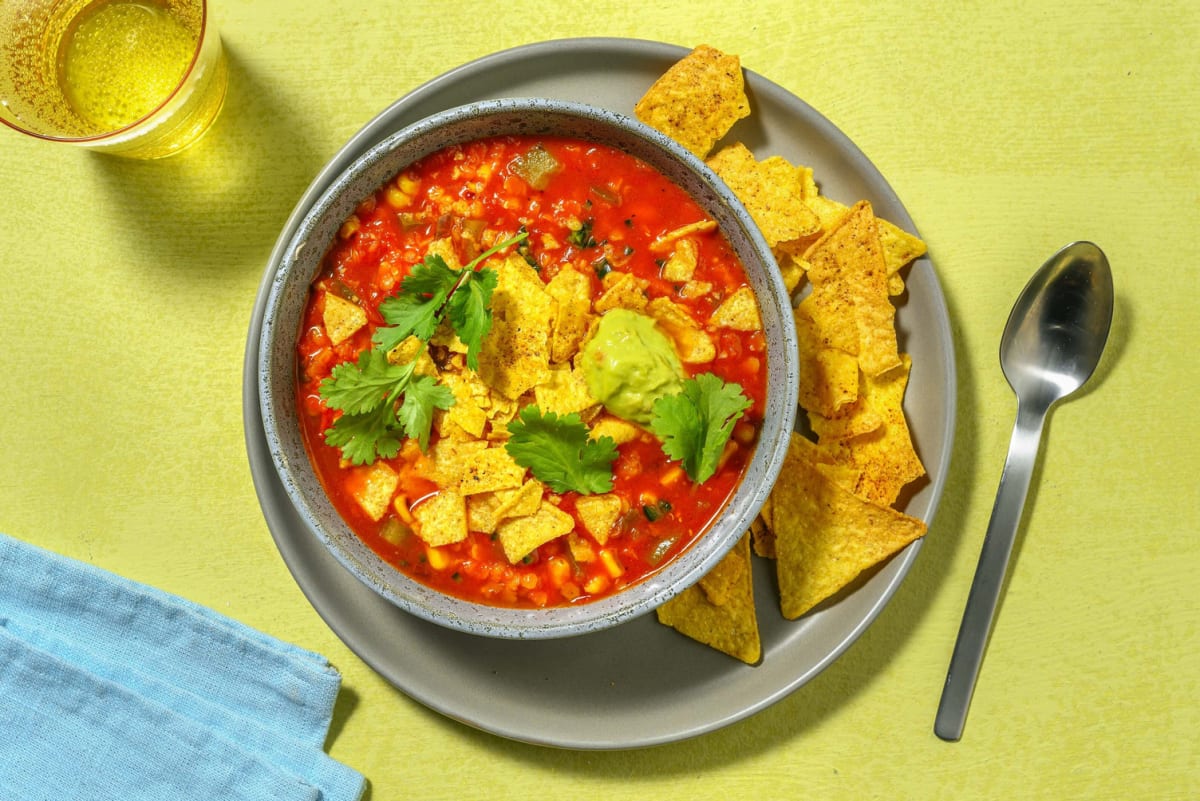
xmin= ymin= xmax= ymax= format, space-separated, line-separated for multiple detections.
xmin=0 ymin=533 xmax=365 ymax=801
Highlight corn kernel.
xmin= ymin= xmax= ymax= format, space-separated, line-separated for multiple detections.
xmin=385 ymin=186 xmax=411 ymax=209
xmin=547 ymin=555 xmax=571 ymax=586
xmin=599 ymin=549 xmax=624 ymax=578
xmin=338 ymin=218 xmax=359 ymax=239
xmin=584 ymin=574 xmax=610 ymax=595
xmin=398 ymin=174 xmax=420 ymax=194
xmin=425 ymin=546 xmax=451 ymax=571
xmin=392 ymin=495 xmax=415 ymax=524
xmin=660 ymin=465 xmax=685 ymax=487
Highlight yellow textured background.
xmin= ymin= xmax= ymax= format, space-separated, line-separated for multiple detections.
xmin=1 ymin=1 xmax=1196 ymax=798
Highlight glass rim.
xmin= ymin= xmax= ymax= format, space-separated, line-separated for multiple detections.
xmin=0 ymin=0 xmax=212 ymax=144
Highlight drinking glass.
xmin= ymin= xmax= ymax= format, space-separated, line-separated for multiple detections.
xmin=0 ymin=0 xmax=227 ymax=158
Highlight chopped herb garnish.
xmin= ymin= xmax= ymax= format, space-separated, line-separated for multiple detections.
xmin=592 ymin=256 xmax=613 ymax=279
xmin=568 ymin=219 xmax=598 ymax=248
xmin=505 ymin=406 xmax=617 ymax=494
xmin=319 ymin=232 xmax=527 ymax=464
xmin=649 ymin=373 xmax=751 ymax=483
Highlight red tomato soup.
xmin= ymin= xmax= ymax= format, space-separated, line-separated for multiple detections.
xmin=296 ymin=135 xmax=768 ymax=608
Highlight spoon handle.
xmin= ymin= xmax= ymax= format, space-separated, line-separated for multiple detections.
xmin=935 ymin=402 xmax=1047 ymax=741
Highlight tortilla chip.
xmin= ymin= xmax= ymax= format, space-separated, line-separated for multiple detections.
xmin=437 ymin=371 xmax=489 ymax=440
xmin=801 ymin=200 xmax=901 ymax=377
xmin=794 ymin=304 xmax=860 ymax=417
xmin=533 ymin=363 xmax=599 ymax=418
xmin=477 ymin=253 xmax=554 ymax=399
xmin=647 ymin=296 xmax=716 ymax=363
xmin=466 ymin=492 xmax=502 ymax=535
xmin=709 ymin=285 xmax=762 ymax=331
xmin=771 ymin=439 xmax=926 ymax=619
xmin=574 ymin=493 xmax=624 ymax=545
xmin=588 ymin=414 xmax=643 ymax=445
xmin=775 ymin=252 xmax=805 ymax=294
xmin=545 ymin=265 xmax=594 ymax=363
xmin=804 ymin=193 xmax=926 ymax=294
xmin=823 ymin=355 xmax=926 ymax=506
xmin=385 ymin=334 xmax=438 ymax=378
xmin=748 ymin=512 xmax=773 ymax=559
xmin=322 ymin=293 xmax=367 ymax=346
xmin=412 ymin=490 xmax=468 ymax=547
xmin=661 ymin=237 xmax=699 ymax=282
xmin=707 ymin=143 xmax=820 ymax=247
xmin=346 ymin=462 xmax=398 ymax=522
xmin=496 ymin=501 xmax=576 ymax=563
xmin=426 ymin=237 xmax=463 ymax=270
xmin=656 ymin=534 xmax=761 ymax=664
xmin=594 ymin=270 xmax=649 ymax=313
xmin=649 ymin=220 xmax=717 ymax=254
xmin=424 ymin=438 xmax=488 ymax=487
xmin=634 ymin=45 xmax=750 ymax=159
xmin=456 ymin=445 xmax=527 ymax=496
xmin=493 ymin=480 xmax=545 ymax=522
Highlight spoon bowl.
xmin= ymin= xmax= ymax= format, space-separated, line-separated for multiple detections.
xmin=1001 ymin=242 xmax=1114 ymax=410
xmin=935 ymin=241 xmax=1113 ymax=741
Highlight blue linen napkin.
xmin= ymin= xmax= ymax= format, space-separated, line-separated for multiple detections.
xmin=0 ymin=533 xmax=365 ymax=801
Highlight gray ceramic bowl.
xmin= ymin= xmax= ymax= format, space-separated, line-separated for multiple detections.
xmin=258 ymin=98 xmax=798 ymax=639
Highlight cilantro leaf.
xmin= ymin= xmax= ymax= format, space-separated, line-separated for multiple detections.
xmin=445 ymin=267 xmax=497 ymax=371
xmin=567 ymin=218 xmax=598 ymax=248
xmin=650 ymin=373 xmax=751 ymax=484
xmin=319 ymin=349 xmax=414 ymax=414
xmin=318 ymin=232 xmax=529 ymax=465
xmin=395 ymin=374 xmax=454 ymax=451
xmin=323 ymin=403 xmax=406 ymax=466
xmin=505 ymin=406 xmax=617 ymax=495
xmin=373 ymin=255 xmax=458 ymax=352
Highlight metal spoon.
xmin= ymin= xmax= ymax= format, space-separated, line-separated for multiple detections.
xmin=935 ymin=241 xmax=1114 ymax=741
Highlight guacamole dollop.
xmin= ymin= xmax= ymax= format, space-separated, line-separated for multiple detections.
xmin=580 ymin=308 xmax=685 ymax=425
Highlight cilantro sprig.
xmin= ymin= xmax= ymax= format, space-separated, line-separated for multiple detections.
xmin=505 ymin=406 xmax=618 ymax=495
xmin=649 ymin=373 xmax=751 ymax=484
xmin=318 ymin=231 xmax=527 ymax=465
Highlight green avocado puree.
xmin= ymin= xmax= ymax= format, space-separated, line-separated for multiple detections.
xmin=580 ymin=308 xmax=684 ymax=425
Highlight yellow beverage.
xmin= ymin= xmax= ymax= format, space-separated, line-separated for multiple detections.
xmin=59 ymin=1 xmax=196 ymax=131
xmin=0 ymin=0 xmax=225 ymax=158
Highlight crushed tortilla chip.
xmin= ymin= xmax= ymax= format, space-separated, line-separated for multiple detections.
xmin=412 ymin=490 xmax=468 ymax=547
xmin=347 ymin=462 xmax=398 ymax=522
xmin=545 ymin=265 xmax=594 ymax=363
xmin=496 ymin=501 xmax=576 ymax=563
xmin=533 ymin=363 xmax=599 ymax=418
xmin=661 ymin=238 xmax=699 ymax=282
xmin=649 ymin=220 xmax=717 ymax=254
xmin=588 ymin=414 xmax=643 ymax=445
xmin=634 ymin=44 xmax=750 ymax=159
xmin=456 ymin=446 xmax=527 ymax=496
xmin=477 ymin=253 xmax=554 ymax=399
xmin=322 ymin=293 xmax=367 ymax=346
xmin=594 ymin=270 xmax=649 ymax=313
xmin=493 ymin=480 xmax=545 ymax=522
xmin=647 ymin=296 xmax=717 ymax=363
xmin=709 ymin=285 xmax=762 ymax=331
xmin=574 ymin=493 xmax=624 ymax=545
xmin=656 ymin=534 xmax=761 ymax=664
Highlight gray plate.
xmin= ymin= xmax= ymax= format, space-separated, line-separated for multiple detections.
xmin=242 ymin=37 xmax=956 ymax=749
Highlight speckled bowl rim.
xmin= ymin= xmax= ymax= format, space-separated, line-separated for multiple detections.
xmin=257 ymin=98 xmax=798 ymax=639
